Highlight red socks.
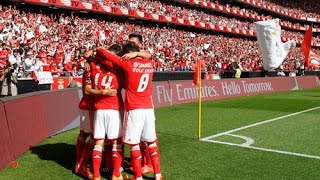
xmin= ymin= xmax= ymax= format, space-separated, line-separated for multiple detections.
xmin=76 ymin=136 xmax=86 ymax=166
xmin=140 ymin=143 xmax=146 ymax=166
xmin=130 ymin=145 xmax=142 ymax=178
xmin=92 ymin=145 xmax=103 ymax=178
xmin=112 ymin=144 xmax=123 ymax=177
xmin=80 ymin=139 xmax=95 ymax=167
xmin=148 ymin=142 xmax=161 ymax=174
xmin=144 ymin=144 xmax=153 ymax=167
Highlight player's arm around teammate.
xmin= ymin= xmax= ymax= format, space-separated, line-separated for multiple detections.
xmin=122 ymin=33 xmax=152 ymax=60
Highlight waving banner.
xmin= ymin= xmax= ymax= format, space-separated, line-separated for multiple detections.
xmin=254 ymin=19 xmax=296 ymax=70
xmin=301 ymin=25 xmax=312 ymax=68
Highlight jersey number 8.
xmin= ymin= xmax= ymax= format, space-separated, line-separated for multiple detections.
xmin=137 ymin=73 xmax=149 ymax=92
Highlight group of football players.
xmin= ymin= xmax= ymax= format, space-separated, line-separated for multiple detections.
xmin=76 ymin=34 xmax=162 ymax=180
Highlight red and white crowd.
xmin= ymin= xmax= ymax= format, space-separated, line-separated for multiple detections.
xmin=259 ymin=0 xmax=320 ymax=19
xmin=0 ymin=0 xmax=320 ymax=81
xmin=97 ymin=0 xmax=320 ymax=41
xmin=0 ymin=0 xmax=319 ymax=179
xmin=200 ymin=0 xmax=320 ymax=20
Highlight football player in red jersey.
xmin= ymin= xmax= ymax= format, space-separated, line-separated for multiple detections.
xmin=76 ymin=51 xmax=117 ymax=180
xmin=96 ymin=45 xmax=126 ymax=178
xmin=92 ymin=45 xmax=125 ymax=180
xmin=128 ymin=34 xmax=154 ymax=174
xmin=96 ymin=42 xmax=162 ymax=180
xmin=91 ymin=63 xmax=123 ymax=180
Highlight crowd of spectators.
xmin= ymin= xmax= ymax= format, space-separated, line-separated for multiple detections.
xmin=0 ymin=3 xmax=320 ymax=82
xmin=260 ymin=0 xmax=320 ymax=19
xmin=207 ymin=0 xmax=320 ymax=20
xmin=221 ymin=2 xmax=315 ymax=28
xmin=52 ymin=0 xmax=320 ymax=42
xmin=102 ymin=0 xmax=254 ymax=30
xmin=97 ymin=0 xmax=320 ymax=42
xmin=225 ymin=1 xmax=320 ymax=30
xmin=80 ymin=0 xmax=320 ymax=33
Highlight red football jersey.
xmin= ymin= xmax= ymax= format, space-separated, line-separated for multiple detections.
xmin=90 ymin=62 xmax=101 ymax=75
xmin=38 ymin=51 xmax=47 ymax=59
xmin=97 ymin=48 xmax=154 ymax=110
xmin=94 ymin=71 xmax=120 ymax=110
xmin=90 ymin=62 xmax=101 ymax=89
xmin=96 ymin=56 xmax=125 ymax=108
xmin=0 ymin=50 xmax=9 ymax=60
xmin=54 ymin=53 xmax=63 ymax=66
xmin=79 ymin=71 xmax=94 ymax=110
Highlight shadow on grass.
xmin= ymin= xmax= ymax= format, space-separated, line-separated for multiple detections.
xmin=121 ymin=157 xmax=154 ymax=180
xmin=31 ymin=143 xmax=75 ymax=171
xmin=31 ymin=143 xmax=154 ymax=179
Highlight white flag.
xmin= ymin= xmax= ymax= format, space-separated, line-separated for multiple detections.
xmin=204 ymin=43 xmax=210 ymax=50
xmin=39 ymin=25 xmax=48 ymax=33
xmin=254 ymin=19 xmax=296 ymax=70
xmin=26 ymin=31 xmax=35 ymax=40
xmin=99 ymin=31 xmax=106 ymax=41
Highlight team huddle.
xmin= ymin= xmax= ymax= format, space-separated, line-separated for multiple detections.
xmin=76 ymin=34 xmax=162 ymax=180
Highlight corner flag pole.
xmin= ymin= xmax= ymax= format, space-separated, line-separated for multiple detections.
xmin=198 ymin=61 xmax=202 ymax=140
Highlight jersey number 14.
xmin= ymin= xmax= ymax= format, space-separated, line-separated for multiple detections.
xmin=95 ymin=73 xmax=113 ymax=89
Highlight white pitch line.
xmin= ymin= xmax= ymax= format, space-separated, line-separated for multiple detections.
xmin=202 ymin=139 xmax=320 ymax=160
xmin=201 ymin=106 xmax=320 ymax=141
xmin=226 ymin=134 xmax=254 ymax=147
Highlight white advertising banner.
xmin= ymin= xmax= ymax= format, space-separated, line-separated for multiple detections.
xmin=36 ymin=71 xmax=54 ymax=84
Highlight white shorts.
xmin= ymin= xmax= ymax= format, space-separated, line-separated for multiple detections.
xmin=123 ymin=109 xmax=157 ymax=145
xmin=94 ymin=109 xmax=122 ymax=140
xmin=79 ymin=109 xmax=93 ymax=133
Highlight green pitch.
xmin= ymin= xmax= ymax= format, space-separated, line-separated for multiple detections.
xmin=1 ymin=88 xmax=320 ymax=179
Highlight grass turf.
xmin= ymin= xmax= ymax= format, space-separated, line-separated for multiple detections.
xmin=0 ymin=88 xmax=320 ymax=179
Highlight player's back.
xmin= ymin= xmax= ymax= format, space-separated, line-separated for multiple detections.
xmin=124 ymin=57 xmax=154 ymax=110
xmin=94 ymin=71 xmax=120 ymax=110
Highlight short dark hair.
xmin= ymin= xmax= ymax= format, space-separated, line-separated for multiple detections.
xmin=108 ymin=44 xmax=122 ymax=55
xmin=128 ymin=33 xmax=143 ymax=43
xmin=122 ymin=42 xmax=140 ymax=54
xmin=12 ymin=48 xmax=19 ymax=53
xmin=95 ymin=61 xmax=104 ymax=69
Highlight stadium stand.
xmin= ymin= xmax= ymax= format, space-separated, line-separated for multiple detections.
xmin=0 ymin=0 xmax=320 ymax=82
xmin=247 ymin=0 xmax=320 ymax=19
xmin=235 ymin=0 xmax=320 ymax=21
xmin=79 ymin=0 xmax=320 ymax=42
xmin=173 ymin=0 xmax=320 ymax=32
xmin=1 ymin=0 xmax=320 ymax=176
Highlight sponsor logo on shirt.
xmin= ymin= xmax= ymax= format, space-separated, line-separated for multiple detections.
xmin=132 ymin=62 xmax=153 ymax=68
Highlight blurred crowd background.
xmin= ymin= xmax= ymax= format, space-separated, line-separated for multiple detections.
xmin=0 ymin=0 xmax=319 ymax=81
